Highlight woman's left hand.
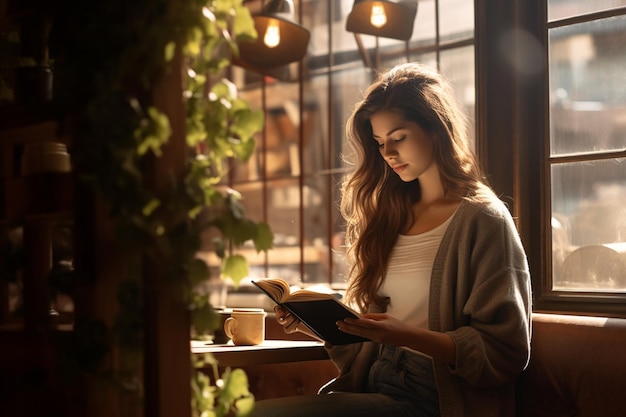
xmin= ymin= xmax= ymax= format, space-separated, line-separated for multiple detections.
xmin=337 ymin=313 xmax=415 ymax=346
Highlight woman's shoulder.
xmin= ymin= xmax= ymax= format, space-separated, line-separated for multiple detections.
xmin=456 ymin=194 xmax=516 ymax=228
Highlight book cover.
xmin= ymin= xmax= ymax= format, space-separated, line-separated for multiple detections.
xmin=252 ymin=279 xmax=368 ymax=345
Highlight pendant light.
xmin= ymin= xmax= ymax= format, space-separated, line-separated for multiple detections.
xmin=234 ymin=0 xmax=310 ymax=72
xmin=346 ymin=0 xmax=418 ymax=41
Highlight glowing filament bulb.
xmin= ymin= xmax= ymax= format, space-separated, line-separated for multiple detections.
xmin=370 ymin=4 xmax=387 ymax=28
xmin=264 ymin=20 xmax=281 ymax=48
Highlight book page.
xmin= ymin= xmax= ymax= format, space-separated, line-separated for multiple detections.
xmin=287 ymin=289 xmax=334 ymax=302
xmin=253 ymin=278 xmax=291 ymax=303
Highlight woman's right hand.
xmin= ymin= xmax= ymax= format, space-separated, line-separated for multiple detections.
xmin=274 ymin=305 xmax=300 ymax=334
xmin=274 ymin=306 xmax=321 ymax=341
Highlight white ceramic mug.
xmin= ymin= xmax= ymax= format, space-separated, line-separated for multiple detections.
xmin=223 ymin=308 xmax=266 ymax=346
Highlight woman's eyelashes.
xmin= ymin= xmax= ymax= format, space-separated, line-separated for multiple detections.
xmin=376 ymin=135 xmax=406 ymax=148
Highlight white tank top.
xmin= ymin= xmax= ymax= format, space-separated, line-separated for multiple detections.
xmin=379 ymin=213 xmax=454 ymax=330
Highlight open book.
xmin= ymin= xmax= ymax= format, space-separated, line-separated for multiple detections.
xmin=252 ymin=278 xmax=368 ymax=345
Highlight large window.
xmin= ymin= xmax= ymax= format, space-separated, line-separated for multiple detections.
xmin=205 ymin=1 xmax=626 ymax=317
xmin=204 ymin=0 xmax=475 ymax=292
xmin=541 ymin=1 xmax=626 ymax=312
xmin=445 ymin=0 xmax=626 ymax=318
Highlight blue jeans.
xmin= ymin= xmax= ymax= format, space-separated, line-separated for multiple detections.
xmin=251 ymin=345 xmax=440 ymax=417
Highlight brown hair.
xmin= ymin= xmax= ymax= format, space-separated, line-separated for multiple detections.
xmin=340 ymin=63 xmax=494 ymax=311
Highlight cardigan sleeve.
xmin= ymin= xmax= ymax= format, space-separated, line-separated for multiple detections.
xmin=436 ymin=200 xmax=532 ymax=388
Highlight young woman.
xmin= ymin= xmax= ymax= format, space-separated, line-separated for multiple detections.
xmin=252 ymin=63 xmax=532 ymax=417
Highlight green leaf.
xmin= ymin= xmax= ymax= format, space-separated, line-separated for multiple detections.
xmin=184 ymin=27 xmax=204 ymax=56
xmin=254 ymin=222 xmax=274 ymax=252
xmin=233 ymin=108 xmax=264 ymax=139
xmin=230 ymin=135 xmax=256 ymax=162
xmin=191 ymin=302 xmax=217 ymax=336
xmin=188 ymin=258 xmax=210 ymax=287
xmin=235 ymin=395 xmax=255 ymax=417
xmin=224 ymin=189 xmax=245 ymax=218
xmin=227 ymin=218 xmax=258 ymax=246
xmin=224 ymin=368 xmax=252 ymax=400
xmin=213 ymin=238 xmax=226 ymax=259
xmin=164 ymin=41 xmax=176 ymax=62
xmin=232 ymin=3 xmax=258 ymax=41
xmin=222 ymin=254 xmax=248 ymax=284
xmin=142 ymin=198 xmax=161 ymax=217
xmin=210 ymin=79 xmax=238 ymax=100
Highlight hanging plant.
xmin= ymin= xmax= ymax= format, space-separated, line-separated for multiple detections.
xmin=50 ymin=0 xmax=271 ymax=416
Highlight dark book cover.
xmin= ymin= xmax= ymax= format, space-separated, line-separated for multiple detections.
xmin=283 ymin=298 xmax=368 ymax=345
xmin=252 ymin=280 xmax=368 ymax=345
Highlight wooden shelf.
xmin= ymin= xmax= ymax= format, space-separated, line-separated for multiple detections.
xmin=0 ymin=102 xmax=57 ymax=133
xmin=3 ymin=173 xmax=74 ymax=221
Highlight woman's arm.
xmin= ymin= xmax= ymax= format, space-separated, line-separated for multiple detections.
xmin=337 ymin=313 xmax=457 ymax=364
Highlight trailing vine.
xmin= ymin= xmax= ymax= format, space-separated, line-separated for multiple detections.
xmin=50 ymin=0 xmax=271 ymax=415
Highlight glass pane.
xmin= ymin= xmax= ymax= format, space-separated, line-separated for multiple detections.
xmin=307 ymin=0 xmax=355 ymax=62
xmin=548 ymin=0 xmax=626 ymax=22
xmin=439 ymin=0 xmax=475 ymax=43
xmin=411 ymin=0 xmax=436 ymax=46
xmin=549 ymin=15 xmax=626 ymax=155
xmin=302 ymin=75 xmax=329 ymax=177
xmin=551 ymin=158 xmax=626 ymax=292
xmin=330 ymin=67 xmax=374 ymax=169
xmin=264 ymin=106 xmax=299 ymax=178
xmin=264 ymin=81 xmax=301 ymax=179
xmin=440 ymin=45 xmax=476 ymax=150
xmin=265 ymin=178 xmax=303 ymax=283
xmin=302 ymin=172 xmax=332 ymax=285
xmin=406 ymin=51 xmax=438 ymax=70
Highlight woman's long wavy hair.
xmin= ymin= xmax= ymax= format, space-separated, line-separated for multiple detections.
xmin=341 ymin=63 xmax=494 ymax=311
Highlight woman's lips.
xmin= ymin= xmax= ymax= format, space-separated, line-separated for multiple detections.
xmin=392 ymin=164 xmax=407 ymax=174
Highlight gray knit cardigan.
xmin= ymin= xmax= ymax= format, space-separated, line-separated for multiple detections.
xmin=320 ymin=198 xmax=532 ymax=417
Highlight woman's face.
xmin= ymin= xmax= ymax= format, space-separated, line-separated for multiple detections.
xmin=370 ymin=110 xmax=436 ymax=182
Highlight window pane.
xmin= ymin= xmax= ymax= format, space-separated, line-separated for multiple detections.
xmin=549 ymin=16 xmax=626 ymax=155
xmin=440 ymin=46 xmax=476 ymax=150
xmin=265 ymin=178 xmax=304 ymax=283
xmin=548 ymin=0 xmax=626 ymax=22
xmin=411 ymin=0 xmax=436 ymax=46
xmin=551 ymin=158 xmax=626 ymax=292
xmin=299 ymin=82 xmax=326 ymax=178
xmin=329 ymin=67 xmax=374 ymax=167
xmin=301 ymin=172 xmax=337 ymax=284
xmin=439 ymin=0 xmax=475 ymax=43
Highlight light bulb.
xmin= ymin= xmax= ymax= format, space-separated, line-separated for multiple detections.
xmin=370 ymin=3 xmax=387 ymax=28
xmin=264 ymin=20 xmax=281 ymax=48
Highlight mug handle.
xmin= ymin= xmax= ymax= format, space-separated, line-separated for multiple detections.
xmin=224 ymin=317 xmax=237 ymax=339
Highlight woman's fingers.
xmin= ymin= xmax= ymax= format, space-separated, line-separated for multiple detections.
xmin=274 ymin=306 xmax=300 ymax=333
xmin=283 ymin=318 xmax=300 ymax=333
xmin=274 ymin=306 xmax=289 ymax=322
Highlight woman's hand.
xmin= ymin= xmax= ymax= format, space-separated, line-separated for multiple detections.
xmin=274 ymin=305 xmax=300 ymax=334
xmin=273 ymin=306 xmax=321 ymax=341
xmin=337 ymin=313 xmax=457 ymax=364
xmin=336 ymin=313 xmax=413 ymax=346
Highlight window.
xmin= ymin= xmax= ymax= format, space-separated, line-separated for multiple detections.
xmin=538 ymin=1 xmax=626 ymax=314
xmin=205 ymin=0 xmax=476 ymax=290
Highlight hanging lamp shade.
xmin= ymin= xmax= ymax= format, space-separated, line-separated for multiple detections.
xmin=234 ymin=0 xmax=310 ymax=71
xmin=346 ymin=0 xmax=418 ymax=41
